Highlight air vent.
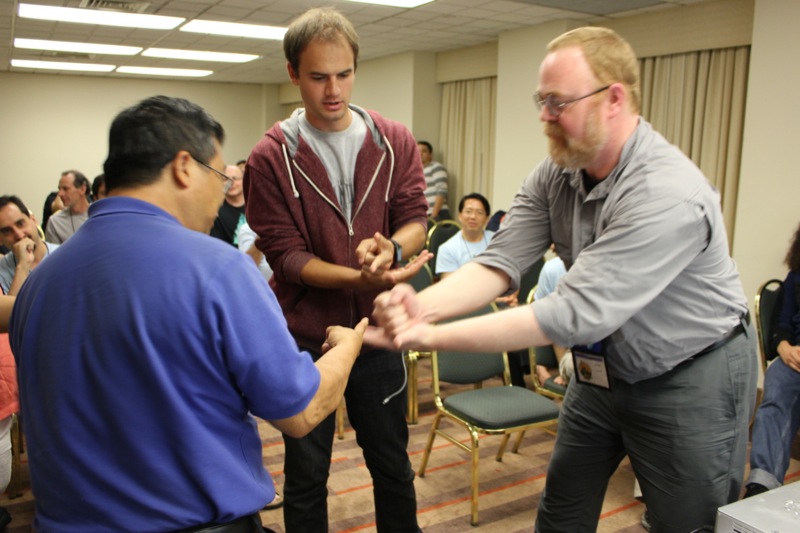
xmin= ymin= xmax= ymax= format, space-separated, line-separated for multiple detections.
xmin=79 ymin=0 xmax=151 ymax=14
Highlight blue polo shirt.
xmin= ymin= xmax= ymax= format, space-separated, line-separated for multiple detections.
xmin=10 ymin=197 xmax=320 ymax=532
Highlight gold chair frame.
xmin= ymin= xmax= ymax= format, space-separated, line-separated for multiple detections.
xmin=417 ymin=306 xmax=560 ymax=525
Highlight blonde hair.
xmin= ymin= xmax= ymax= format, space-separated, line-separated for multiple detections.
xmin=547 ymin=27 xmax=641 ymax=114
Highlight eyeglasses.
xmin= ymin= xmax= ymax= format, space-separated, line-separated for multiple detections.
xmin=462 ymin=208 xmax=486 ymax=217
xmin=534 ymin=85 xmax=610 ymax=118
xmin=190 ymin=154 xmax=233 ymax=193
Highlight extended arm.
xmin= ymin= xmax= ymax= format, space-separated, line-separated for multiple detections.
xmin=369 ymin=261 xmax=553 ymax=352
xmin=270 ymin=318 xmax=368 ymax=437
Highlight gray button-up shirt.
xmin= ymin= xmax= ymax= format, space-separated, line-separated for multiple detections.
xmin=475 ymin=119 xmax=748 ymax=383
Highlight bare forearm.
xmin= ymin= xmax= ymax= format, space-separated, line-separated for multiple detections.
xmin=271 ymin=343 xmax=359 ymax=438
xmin=7 ymin=267 xmax=30 ymax=296
xmin=300 ymin=258 xmax=363 ymax=290
xmin=431 ymin=303 xmax=553 ymax=353
xmin=391 ymin=222 xmax=426 ymax=261
xmin=418 ymin=262 xmax=511 ymax=322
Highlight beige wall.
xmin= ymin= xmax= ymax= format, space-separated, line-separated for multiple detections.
xmin=0 ymin=0 xmax=794 ymax=312
xmin=0 ymin=73 xmax=277 ymax=213
xmin=733 ymin=0 xmax=800 ymax=300
xmin=352 ymin=52 xmax=415 ymax=125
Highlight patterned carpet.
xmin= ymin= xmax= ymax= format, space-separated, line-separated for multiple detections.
xmin=2 ymin=358 xmax=798 ymax=532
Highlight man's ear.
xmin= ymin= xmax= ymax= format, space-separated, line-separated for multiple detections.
xmin=287 ymin=62 xmax=300 ymax=85
xmin=607 ymin=83 xmax=626 ymax=117
xmin=172 ymin=151 xmax=194 ymax=189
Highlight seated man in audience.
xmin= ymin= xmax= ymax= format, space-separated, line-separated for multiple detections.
xmin=436 ymin=193 xmax=494 ymax=279
xmin=436 ymin=193 xmax=528 ymax=385
xmin=533 ymin=255 xmax=571 ymax=386
xmin=210 ymin=164 xmax=245 ymax=246
xmin=9 ymin=95 xmax=367 ymax=533
xmin=45 ymin=170 xmax=90 ymax=243
xmin=418 ymin=140 xmax=451 ymax=220
xmin=0 ymin=196 xmax=60 ymax=295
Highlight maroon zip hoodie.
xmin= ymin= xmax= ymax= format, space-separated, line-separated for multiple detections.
xmin=244 ymin=105 xmax=428 ymax=350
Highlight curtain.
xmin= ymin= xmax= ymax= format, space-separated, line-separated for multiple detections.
xmin=439 ymin=77 xmax=497 ymax=216
xmin=639 ymin=46 xmax=750 ymax=239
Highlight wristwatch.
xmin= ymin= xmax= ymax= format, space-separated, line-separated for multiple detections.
xmin=390 ymin=238 xmax=403 ymax=265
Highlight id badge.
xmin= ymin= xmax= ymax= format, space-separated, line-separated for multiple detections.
xmin=572 ymin=344 xmax=611 ymax=390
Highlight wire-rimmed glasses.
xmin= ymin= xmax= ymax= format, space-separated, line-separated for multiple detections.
xmin=190 ymin=154 xmax=233 ymax=193
xmin=534 ymin=85 xmax=610 ymax=118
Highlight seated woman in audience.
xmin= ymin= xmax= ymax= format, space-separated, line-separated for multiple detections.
xmin=745 ymin=221 xmax=800 ymax=497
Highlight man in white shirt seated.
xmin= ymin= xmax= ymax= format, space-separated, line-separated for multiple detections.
xmin=435 ymin=193 xmax=493 ymax=279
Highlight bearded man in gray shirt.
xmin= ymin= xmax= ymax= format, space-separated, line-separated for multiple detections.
xmin=370 ymin=26 xmax=756 ymax=533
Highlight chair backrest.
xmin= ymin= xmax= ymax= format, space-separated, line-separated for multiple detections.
xmin=426 ymin=219 xmax=461 ymax=277
xmin=755 ymin=278 xmax=783 ymax=371
xmin=407 ymin=262 xmax=434 ymax=293
xmin=433 ymin=303 xmax=506 ymax=386
xmin=518 ymin=257 xmax=545 ymax=303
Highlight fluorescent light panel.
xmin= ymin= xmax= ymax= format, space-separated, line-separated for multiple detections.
xmin=18 ymin=3 xmax=184 ymax=30
xmin=116 ymin=66 xmax=213 ymax=77
xmin=11 ymin=59 xmax=115 ymax=72
xmin=344 ymin=0 xmax=434 ymax=7
xmin=14 ymin=38 xmax=142 ymax=56
xmin=180 ymin=20 xmax=287 ymax=40
xmin=143 ymin=48 xmax=259 ymax=63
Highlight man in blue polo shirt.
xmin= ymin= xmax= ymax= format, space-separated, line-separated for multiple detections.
xmin=9 ymin=95 xmax=367 ymax=533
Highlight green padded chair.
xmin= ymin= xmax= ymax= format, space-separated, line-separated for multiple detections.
xmin=417 ymin=303 xmax=561 ymax=526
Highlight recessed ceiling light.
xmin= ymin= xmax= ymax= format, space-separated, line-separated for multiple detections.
xmin=18 ymin=3 xmax=184 ymax=30
xmin=11 ymin=59 xmax=116 ymax=72
xmin=344 ymin=0 xmax=434 ymax=7
xmin=116 ymin=66 xmax=213 ymax=77
xmin=142 ymin=48 xmax=259 ymax=63
xmin=14 ymin=38 xmax=142 ymax=56
xmin=180 ymin=20 xmax=287 ymax=40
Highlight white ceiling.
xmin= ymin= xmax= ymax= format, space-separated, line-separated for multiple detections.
xmin=1 ymin=0 xmax=711 ymax=84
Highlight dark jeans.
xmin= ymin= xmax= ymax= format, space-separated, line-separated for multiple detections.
xmin=283 ymin=348 xmax=419 ymax=532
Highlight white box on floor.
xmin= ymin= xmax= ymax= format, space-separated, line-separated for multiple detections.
xmin=716 ymin=481 xmax=800 ymax=532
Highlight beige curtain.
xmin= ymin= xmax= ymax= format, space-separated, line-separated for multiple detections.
xmin=439 ymin=77 xmax=497 ymax=215
xmin=639 ymin=46 xmax=750 ymax=239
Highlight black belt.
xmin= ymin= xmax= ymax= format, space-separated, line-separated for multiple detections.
xmin=694 ymin=312 xmax=750 ymax=358
xmin=176 ymin=513 xmax=265 ymax=533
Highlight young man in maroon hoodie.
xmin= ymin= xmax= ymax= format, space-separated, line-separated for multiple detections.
xmin=244 ymin=7 xmax=429 ymax=532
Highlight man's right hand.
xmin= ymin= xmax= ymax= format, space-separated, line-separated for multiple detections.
xmin=322 ymin=317 xmax=369 ymax=355
xmin=369 ymin=283 xmax=436 ymax=350
xmin=12 ymin=238 xmax=35 ymax=273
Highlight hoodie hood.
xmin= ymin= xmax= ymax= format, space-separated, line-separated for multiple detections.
xmin=278 ymin=104 xmax=384 ymax=158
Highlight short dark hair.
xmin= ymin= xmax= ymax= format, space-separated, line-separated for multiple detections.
xmin=417 ymin=140 xmax=432 ymax=153
xmin=236 ymin=160 xmax=246 ymax=166
xmin=459 ymin=193 xmax=490 ymax=215
xmin=786 ymin=221 xmax=800 ymax=271
xmin=284 ymin=7 xmax=359 ymax=76
xmin=0 ymin=195 xmax=31 ymax=217
xmin=103 ymin=95 xmax=224 ymax=193
xmin=63 ymin=170 xmax=89 ymax=192
xmin=91 ymin=174 xmax=106 ymax=199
